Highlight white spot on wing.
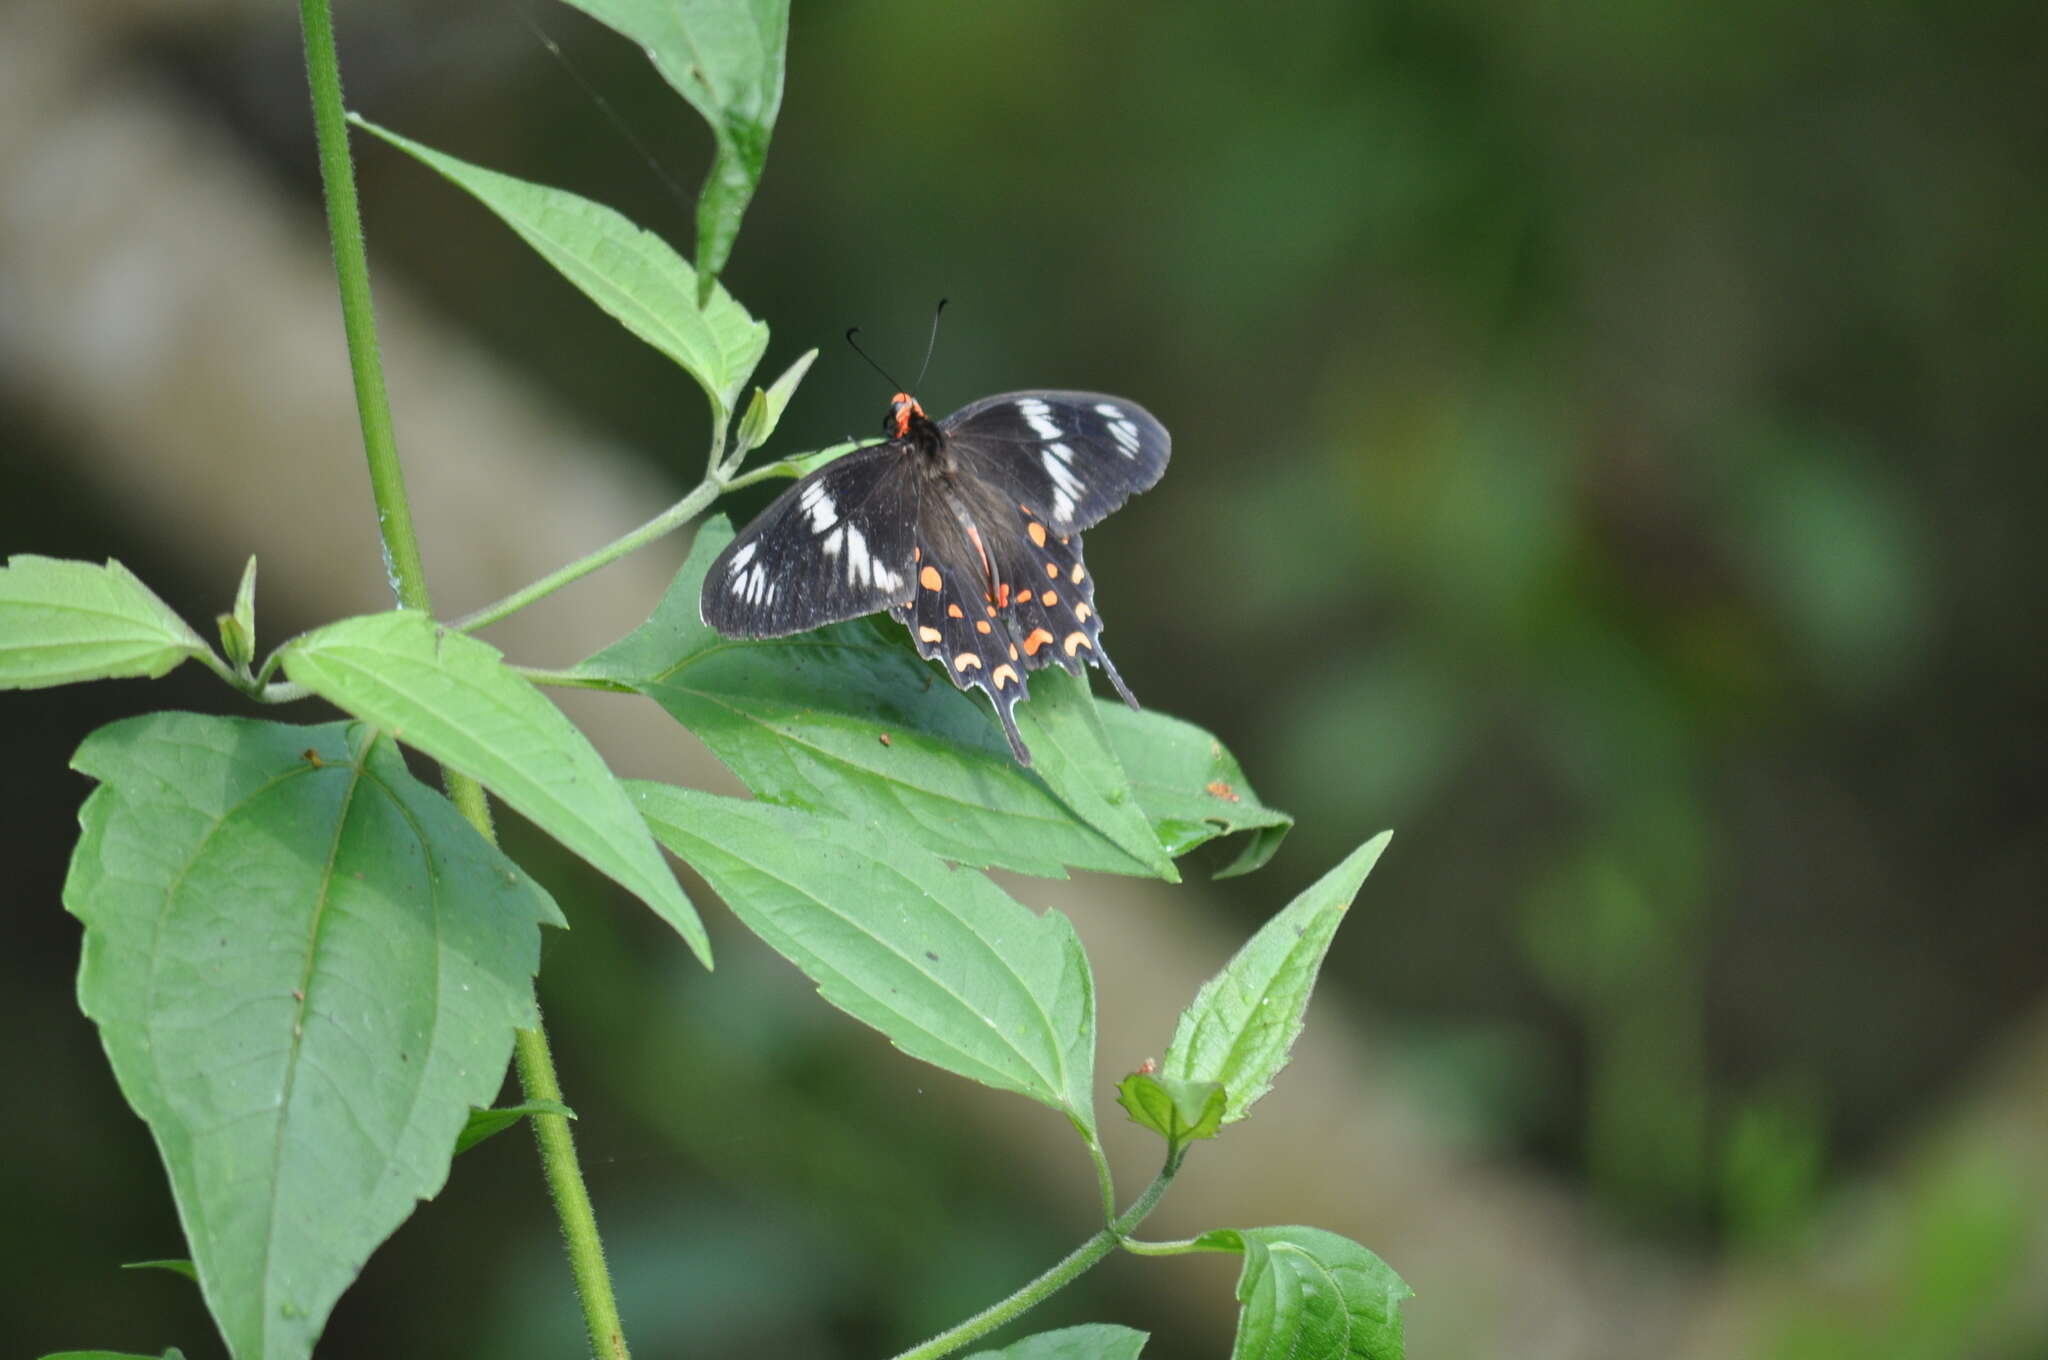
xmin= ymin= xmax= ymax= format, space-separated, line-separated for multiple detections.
xmin=1110 ymin=420 xmax=1141 ymax=457
xmin=1042 ymin=449 xmax=1086 ymax=523
xmin=730 ymin=541 xmax=757 ymax=570
xmin=1093 ymin=403 xmax=1123 ymax=417
xmin=799 ymin=481 xmax=837 ymax=533
xmin=845 ymin=524 xmax=871 ymax=587
xmin=1046 ymin=441 xmax=1075 ymax=464
xmin=1017 ymin=397 xmax=1061 ymax=441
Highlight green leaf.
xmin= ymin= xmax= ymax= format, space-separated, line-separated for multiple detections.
xmin=216 ymin=556 xmax=259 ymax=671
xmin=1116 ymin=1070 xmax=1226 ymax=1150
xmin=733 ymin=347 xmax=818 ymax=460
xmin=455 ymin=1099 xmax=575 ymax=1156
xmin=558 ymin=0 xmax=790 ymax=301
xmin=575 ymin=518 xmax=1178 ymax=880
xmin=0 ymin=555 xmax=209 ymax=689
xmin=1198 ymin=1227 xmax=1411 ymax=1360
xmin=1164 ymin=834 xmax=1391 ymax=1125
xmin=350 ymin=117 xmax=767 ymax=421
xmin=120 ymin=1260 xmax=198 ymax=1282
xmin=634 ymin=784 xmax=1098 ymax=1140
xmin=965 ymin=1324 xmax=1149 ymax=1359
xmin=65 ymin=716 xmax=563 ymax=1360
xmin=1098 ymin=705 xmax=1293 ymax=876
xmin=283 ymin=609 xmax=708 ymax=964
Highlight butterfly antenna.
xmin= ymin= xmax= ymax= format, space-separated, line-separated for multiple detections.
xmin=845 ymin=327 xmax=907 ymax=392
xmin=915 ymin=298 xmax=950 ymax=391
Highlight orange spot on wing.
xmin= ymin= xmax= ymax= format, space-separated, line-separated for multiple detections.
xmin=1070 ymin=563 xmax=1086 ymax=583
xmin=918 ymin=626 xmax=942 ymax=644
xmin=993 ymin=664 xmax=1020 ymax=688
xmin=1022 ymin=628 xmax=1056 ymax=655
xmin=1063 ymin=631 xmax=1091 ymax=656
xmin=995 ymin=581 xmax=1012 ymax=608
xmin=976 ymin=619 xmax=992 ymax=634
xmin=1016 ymin=589 xmax=1034 ymax=606
xmin=953 ymin=652 xmax=983 ymax=672
xmin=1027 ymin=521 xmax=1047 ymax=547
xmin=1041 ymin=590 xmax=1058 ymax=607
xmin=920 ymin=565 xmax=943 ymax=591
xmin=947 ymin=603 xmax=965 ymax=618
xmin=1045 ymin=562 xmax=1060 ymax=579
xmin=1075 ymin=603 xmax=1093 ymax=621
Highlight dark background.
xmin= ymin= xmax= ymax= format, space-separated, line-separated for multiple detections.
xmin=4 ymin=1 xmax=2044 ymax=1356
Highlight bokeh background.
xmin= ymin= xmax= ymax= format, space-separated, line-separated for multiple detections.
xmin=4 ymin=0 xmax=2044 ymax=1356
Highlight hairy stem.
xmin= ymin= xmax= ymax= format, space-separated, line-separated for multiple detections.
xmin=299 ymin=3 xmax=629 ymax=1355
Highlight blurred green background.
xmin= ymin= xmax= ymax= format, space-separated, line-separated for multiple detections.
xmin=3 ymin=0 xmax=2044 ymax=1356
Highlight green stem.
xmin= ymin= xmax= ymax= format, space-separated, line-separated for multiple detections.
xmin=889 ymin=1162 xmax=1180 ymax=1360
xmin=452 ymin=478 xmax=725 ymax=634
xmin=299 ymin=0 xmax=427 ymax=617
xmin=516 ymin=1019 xmax=630 ymax=1360
xmin=298 ymin=4 xmax=628 ymax=1356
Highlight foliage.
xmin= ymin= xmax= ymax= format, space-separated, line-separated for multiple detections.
xmin=10 ymin=1 xmax=1407 ymax=1357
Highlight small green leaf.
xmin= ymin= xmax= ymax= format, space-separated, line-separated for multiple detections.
xmin=1012 ymin=667 xmax=1178 ymax=880
xmin=216 ymin=556 xmax=258 ymax=671
xmin=733 ymin=347 xmax=818 ymax=460
xmin=283 ymin=609 xmax=708 ymax=963
xmin=1197 ymin=1227 xmax=1411 ymax=1360
xmin=350 ymin=117 xmax=767 ymax=421
xmin=574 ymin=518 xmax=1184 ymax=881
xmin=119 ymin=1260 xmax=198 ymax=1282
xmin=634 ymin=784 xmax=1098 ymax=1140
xmin=557 ymin=0 xmax=790 ymax=300
xmin=455 ymin=1099 xmax=575 ymax=1156
xmin=66 ymin=716 xmax=563 ymax=1360
xmin=1098 ymin=706 xmax=1293 ymax=876
xmin=965 ymin=1324 xmax=1149 ymax=1359
xmin=0 ymin=556 xmax=209 ymax=689
xmin=1164 ymin=834 xmax=1391 ymax=1125
xmin=1116 ymin=1070 xmax=1226 ymax=1150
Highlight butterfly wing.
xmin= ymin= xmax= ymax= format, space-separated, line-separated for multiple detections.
xmin=700 ymin=443 xmax=920 ymax=638
xmin=940 ymin=390 xmax=1170 ymax=535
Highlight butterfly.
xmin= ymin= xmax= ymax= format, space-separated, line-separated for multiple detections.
xmin=699 ymin=388 xmax=1170 ymax=764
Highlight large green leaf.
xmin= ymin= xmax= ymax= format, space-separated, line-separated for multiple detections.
xmin=351 ymin=117 xmax=767 ymax=422
xmin=1164 ymin=834 xmax=1390 ymax=1125
xmin=282 ymin=610 xmax=707 ymax=963
xmin=635 ymin=784 xmax=1098 ymax=1140
xmin=557 ymin=0 xmax=789 ymax=300
xmin=65 ymin=716 xmax=563 ymax=1360
xmin=965 ymin=1325 xmax=1149 ymax=1359
xmin=576 ymin=518 xmax=1183 ymax=879
xmin=1197 ymin=1226 xmax=1411 ymax=1360
xmin=0 ymin=555 xmax=208 ymax=689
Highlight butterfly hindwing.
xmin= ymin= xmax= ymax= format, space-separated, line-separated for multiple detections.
xmin=700 ymin=445 xmax=920 ymax=638
xmin=942 ymin=391 xmax=1170 ymax=535
xmin=895 ymin=541 xmax=1035 ymax=763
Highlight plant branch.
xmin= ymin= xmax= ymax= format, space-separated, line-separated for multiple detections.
xmin=888 ymin=1159 xmax=1181 ymax=1360
xmin=451 ymin=478 xmax=724 ymax=634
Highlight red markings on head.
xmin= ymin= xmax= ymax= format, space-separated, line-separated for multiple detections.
xmin=889 ymin=393 xmax=926 ymax=439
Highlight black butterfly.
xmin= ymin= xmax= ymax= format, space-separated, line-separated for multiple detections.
xmin=699 ymin=389 xmax=1170 ymax=764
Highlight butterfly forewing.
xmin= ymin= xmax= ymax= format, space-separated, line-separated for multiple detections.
xmin=942 ymin=391 xmax=1170 ymax=534
xmin=700 ymin=445 xmax=920 ymax=637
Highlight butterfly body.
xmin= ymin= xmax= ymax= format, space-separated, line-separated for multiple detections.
xmin=700 ymin=389 xmax=1169 ymax=764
